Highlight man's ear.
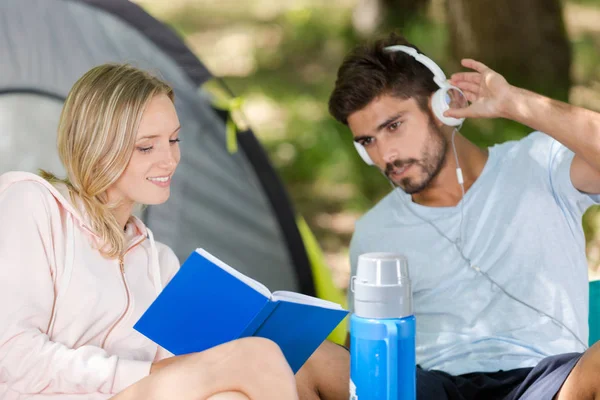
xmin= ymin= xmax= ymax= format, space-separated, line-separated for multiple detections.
xmin=427 ymin=94 xmax=445 ymax=129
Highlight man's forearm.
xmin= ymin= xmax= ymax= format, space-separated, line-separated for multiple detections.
xmin=500 ymin=86 xmax=600 ymax=171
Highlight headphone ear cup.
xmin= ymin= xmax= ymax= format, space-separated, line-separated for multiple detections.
xmin=432 ymin=86 xmax=467 ymax=126
xmin=353 ymin=141 xmax=374 ymax=165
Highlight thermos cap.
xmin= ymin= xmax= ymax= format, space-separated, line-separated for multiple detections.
xmin=351 ymin=252 xmax=412 ymax=319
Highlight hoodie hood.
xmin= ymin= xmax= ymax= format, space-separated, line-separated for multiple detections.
xmin=1 ymin=171 xmax=149 ymax=251
xmin=0 ymin=170 xmax=162 ymax=292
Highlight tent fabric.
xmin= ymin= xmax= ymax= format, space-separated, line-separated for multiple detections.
xmin=71 ymin=0 xmax=213 ymax=86
xmin=0 ymin=0 xmax=319 ymax=296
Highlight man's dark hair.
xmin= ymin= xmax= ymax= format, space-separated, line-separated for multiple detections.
xmin=328 ymin=32 xmax=439 ymax=125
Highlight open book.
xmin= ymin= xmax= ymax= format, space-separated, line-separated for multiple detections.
xmin=134 ymin=248 xmax=349 ymax=373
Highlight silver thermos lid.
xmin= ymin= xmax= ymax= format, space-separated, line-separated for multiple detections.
xmin=351 ymin=252 xmax=412 ymax=319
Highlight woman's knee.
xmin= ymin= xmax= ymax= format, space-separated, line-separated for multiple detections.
xmin=235 ymin=337 xmax=289 ymax=369
xmin=185 ymin=337 xmax=291 ymax=380
xmin=225 ymin=338 xmax=298 ymax=399
xmin=207 ymin=391 xmax=250 ymax=400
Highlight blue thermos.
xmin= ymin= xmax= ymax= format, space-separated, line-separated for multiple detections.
xmin=349 ymin=253 xmax=416 ymax=400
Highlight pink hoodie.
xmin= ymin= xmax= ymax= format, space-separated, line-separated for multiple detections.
xmin=0 ymin=171 xmax=181 ymax=399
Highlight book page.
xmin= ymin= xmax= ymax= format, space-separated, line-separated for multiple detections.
xmin=271 ymin=291 xmax=345 ymax=310
xmin=196 ymin=248 xmax=271 ymax=298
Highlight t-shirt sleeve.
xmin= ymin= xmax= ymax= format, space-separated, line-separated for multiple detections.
xmin=546 ymin=133 xmax=600 ymax=216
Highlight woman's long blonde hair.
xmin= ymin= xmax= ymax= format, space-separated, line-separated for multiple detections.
xmin=41 ymin=63 xmax=174 ymax=259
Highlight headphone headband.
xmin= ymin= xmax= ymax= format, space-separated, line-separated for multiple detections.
xmin=383 ymin=45 xmax=448 ymax=88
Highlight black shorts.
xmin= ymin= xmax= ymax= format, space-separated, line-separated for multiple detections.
xmin=418 ymin=352 xmax=582 ymax=400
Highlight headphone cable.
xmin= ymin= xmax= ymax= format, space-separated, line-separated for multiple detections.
xmin=384 ymin=128 xmax=588 ymax=350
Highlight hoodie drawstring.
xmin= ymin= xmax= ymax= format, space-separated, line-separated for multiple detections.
xmin=146 ymin=227 xmax=162 ymax=296
xmin=47 ymin=215 xmax=75 ymax=334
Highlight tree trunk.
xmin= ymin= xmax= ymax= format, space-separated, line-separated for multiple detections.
xmin=382 ymin=0 xmax=430 ymax=28
xmin=447 ymin=0 xmax=571 ymax=101
xmin=353 ymin=0 xmax=430 ymax=36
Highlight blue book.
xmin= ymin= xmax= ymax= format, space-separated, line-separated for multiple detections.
xmin=134 ymin=248 xmax=349 ymax=373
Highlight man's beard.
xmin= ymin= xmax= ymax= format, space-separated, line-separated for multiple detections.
xmin=385 ymin=119 xmax=448 ymax=194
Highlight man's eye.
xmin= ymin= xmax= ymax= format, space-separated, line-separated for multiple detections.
xmin=359 ymin=138 xmax=373 ymax=147
xmin=389 ymin=121 xmax=401 ymax=131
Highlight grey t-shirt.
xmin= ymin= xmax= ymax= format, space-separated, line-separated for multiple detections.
xmin=349 ymin=131 xmax=600 ymax=375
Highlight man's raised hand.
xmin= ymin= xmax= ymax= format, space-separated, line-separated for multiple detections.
xmin=446 ymin=59 xmax=512 ymax=120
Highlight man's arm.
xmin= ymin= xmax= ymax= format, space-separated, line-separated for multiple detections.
xmin=446 ymin=59 xmax=600 ymax=194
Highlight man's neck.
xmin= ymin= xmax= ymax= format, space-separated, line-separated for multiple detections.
xmin=411 ymin=133 xmax=489 ymax=207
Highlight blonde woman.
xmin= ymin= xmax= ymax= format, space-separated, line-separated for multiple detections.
xmin=0 ymin=64 xmax=300 ymax=400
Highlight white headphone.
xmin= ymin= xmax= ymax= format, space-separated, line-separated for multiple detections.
xmin=354 ymin=45 xmax=467 ymax=166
